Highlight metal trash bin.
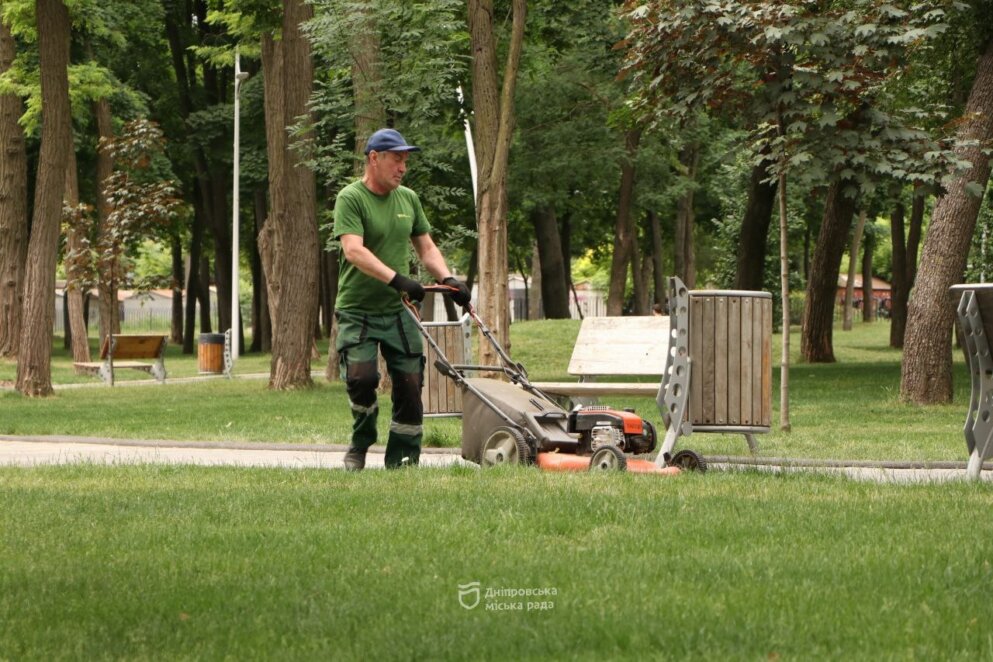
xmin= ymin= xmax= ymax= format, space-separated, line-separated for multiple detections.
xmin=198 ymin=333 xmax=225 ymax=374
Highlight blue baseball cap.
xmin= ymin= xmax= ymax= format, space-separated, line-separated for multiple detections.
xmin=364 ymin=128 xmax=420 ymax=155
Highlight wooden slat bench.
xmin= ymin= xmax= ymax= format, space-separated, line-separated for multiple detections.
xmin=74 ymin=334 xmax=168 ymax=386
xmin=531 ymin=316 xmax=669 ymax=400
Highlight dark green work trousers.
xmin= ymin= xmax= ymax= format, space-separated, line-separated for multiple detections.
xmin=335 ymin=309 xmax=424 ymax=468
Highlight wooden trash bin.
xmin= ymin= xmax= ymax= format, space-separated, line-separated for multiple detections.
xmin=421 ymin=315 xmax=472 ymax=416
xmin=687 ymin=290 xmax=773 ymax=429
xmin=198 ymin=333 xmax=225 ymax=374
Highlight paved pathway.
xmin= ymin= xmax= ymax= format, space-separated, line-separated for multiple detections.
xmin=0 ymin=435 xmax=990 ymax=483
xmin=0 ymin=436 xmax=470 ymax=470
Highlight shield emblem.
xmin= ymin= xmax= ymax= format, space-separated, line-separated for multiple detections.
xmin=457 ymin=581 xmax=481 ymax=610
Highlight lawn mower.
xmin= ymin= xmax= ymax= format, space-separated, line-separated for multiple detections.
xmin=405 ymin=286 xmax=704 ymax=474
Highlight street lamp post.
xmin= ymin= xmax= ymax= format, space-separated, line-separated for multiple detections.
xmin=231 ymin=50 xmax=249 ymax=363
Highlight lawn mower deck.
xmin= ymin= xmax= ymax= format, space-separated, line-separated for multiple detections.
xmin=406 ymin=287 xmax=705 ymax=474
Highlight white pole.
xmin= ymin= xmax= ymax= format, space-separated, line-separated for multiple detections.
xmin=231 ymin=50 xmax=247 ymax=362
xmin=457 ymin=86 xmax=478 ymax=205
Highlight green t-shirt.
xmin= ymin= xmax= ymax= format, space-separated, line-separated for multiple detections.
xmin=333 ymin=180 xmax=431 ymax=314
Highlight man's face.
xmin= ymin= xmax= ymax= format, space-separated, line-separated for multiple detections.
xmin=369 ymin=150 xmax=410 ymax=192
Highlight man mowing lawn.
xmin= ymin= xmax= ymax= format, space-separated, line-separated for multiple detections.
xmin=333 ymin=128 xmax=471 ymax=471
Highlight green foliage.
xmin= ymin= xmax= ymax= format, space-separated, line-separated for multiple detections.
xmin=622 ymin=0 xmax=971 ymax=199
xmin=305 ymin=0 xmax=475 ymax=270
xmin=97 ymin=120 xmax=185 ymax=290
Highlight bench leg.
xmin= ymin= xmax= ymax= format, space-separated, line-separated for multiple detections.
xmin=223 ymin=329 xmax=233 ymax=378
xmin=656 ymin=360 xmax=691 ymax=466
xmin=99 ymin=359 xmax=113 ymax=386
xmin=151 ymin=359 xmax=166 ymax=383
xmin=655 ymin=277 xmax=692 ymax=467
xmin=744 ymin=433 xmax=759 ymax=456
xmin=968 ymin=448 xmax=983 ymax=481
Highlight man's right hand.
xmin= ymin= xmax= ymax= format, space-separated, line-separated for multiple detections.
xmin=389 ymin=273 xmax=425 ymax=302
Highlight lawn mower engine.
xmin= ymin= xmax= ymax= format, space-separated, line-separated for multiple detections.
xmin=569 ymin=405 xmax=656 ymax=456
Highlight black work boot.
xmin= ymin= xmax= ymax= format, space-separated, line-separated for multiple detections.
xmin=343 ymin=447 xmax=367 ymax=471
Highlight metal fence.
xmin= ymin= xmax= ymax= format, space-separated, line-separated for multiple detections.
xmin=54 ymin=303 xmax=219 ymax=336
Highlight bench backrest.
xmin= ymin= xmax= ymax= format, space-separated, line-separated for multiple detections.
xmin=101 ymin=334 xmax=167 ymax=360
xmin=567 ymin=316 xmax=671 ymax=377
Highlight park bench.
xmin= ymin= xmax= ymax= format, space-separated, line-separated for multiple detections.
xmin=531 ymin=316 xmax=669 ymax=400
xmin=951 ymin=283 xmax=993 ymax=479
xmin=74 ymin=334 xmax=168 ymax=386
xmin=533 ymin=277 xmax=772 ymax=458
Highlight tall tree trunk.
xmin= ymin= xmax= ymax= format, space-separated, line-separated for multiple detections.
xmin=777 ymin=170 xmax=791 ymax=431
xmin=843 ymin=209 xmax=866 ymax=331
xmin=648 ymin=210 xmax=665 ymax=309
xmin=674 ymin=143 xmax=699 ymax=288
xmin=318 ymin=247 xmax=332 ymax=336
xmin=734 ymin=158 xmax=778 ymax=290
xmin=907 ymin=189 xmax=924 ymax=285
xmin=889 ymin=199 xmax=908 ymax=345
xmin=800 ymin=178 xmax=858 ymax=363
xmin=199 ymin=255 xmax=212 ymax=332
xmin=252 ymin=186 xmax=272 ymax=353
xmin=0 ymin=20 xmax=27 ymax=359
xmin=259 ymin=0 xmax=320 ymax=389
xmin=207 ymin=170 xmax=232 ymax=335
xmin=16 ymin=0 xmax=72 ymax=396
xmin=861 ymin=230 xmax=875 ymax=323
xmin=532 ymin=206 xmax=569 ymax=318
xmin=469 ymin=0 xmax=526 ymax=364
xmin=350 ymin=2 xmax=385 ymax=154
xmin=93 ymin=97 xmax=118 ymax=341
xmin=607 ymin=128 xmax=642 ymax=315
xmin=64 ymin=148 xmax=91 ymax=364
xmin=183 ymin=202 xmax=204 ymax=354
xmin=170 ymin=232 xmax=184 ymax=345
xmin=889 ymin=190 xmax=926 ymax=347
xmin=902 ymin=39 xmax=993 ymax=404
xmin=528 ymin=239 xmax=542 ymax=320
xmin=630 ymin=232 xmax=648 ymax=315
xmin=560 ymin=212 xmax=571 ymax=282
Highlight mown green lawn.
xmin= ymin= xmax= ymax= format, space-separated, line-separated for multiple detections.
xmin=0 ymin=319 xmax=973 ymax=461
xmin=0 ymin=465 xmax=990 ymax=660
xmin=0 ymin=322 xmax=989 ymax=659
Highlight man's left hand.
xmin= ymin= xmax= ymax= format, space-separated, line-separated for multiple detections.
xmin=442 ymin=277 xmax=472 ymax=306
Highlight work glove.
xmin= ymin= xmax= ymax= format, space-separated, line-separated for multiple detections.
xmin=442 ymin=277 xmax=472 ymax=306
xmin=389 ymin=273 xmax=425 ymax=302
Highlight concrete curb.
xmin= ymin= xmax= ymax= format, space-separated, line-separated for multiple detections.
xmin=708 ymin=455 xmax=993 ymax=471
xmin=0 ymin=435 xmax=458 ymax=454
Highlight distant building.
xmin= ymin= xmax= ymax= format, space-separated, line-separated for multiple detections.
xmin=836 ymin=275 xmax=891 ymax=305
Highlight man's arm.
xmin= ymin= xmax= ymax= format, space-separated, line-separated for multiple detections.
xmin=339 ymin=233 xmax=398 ymax=283
xmin=340 ymin=233 xmax=425 ymax=300
xmin=411 ymin=233 xmax=452 ymax=282
xmin=412 ymin=233 xmax=471 ymax=305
